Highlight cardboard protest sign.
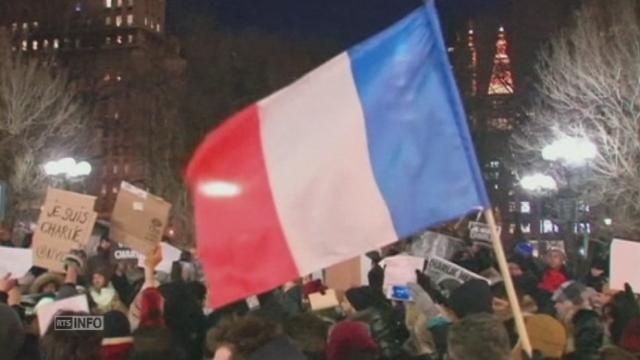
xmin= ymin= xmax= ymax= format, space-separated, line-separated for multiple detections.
xmin=309 ymin=289 xmax=340 ymax=310
xmin=137 ymin=242 xmax=182 ymax=273
xmin=110 ymin=182 xmax=171 ymax=254
xmin=33 ymin=188 xmax=97 ymax=272
xmin=610 ymin=239 xmax=640 ymax=292
xmin=425 ymin=256 xmax=489 ymax=297
xmin=409 ymin=231 xmax=465 ymax=261
xmin=380 ymin=255 xmax=425 ymax=297
xmin=0 ymin=246 xmax=33 ymax=276
xmin=37 ymin=294 xmax=89 ymax=335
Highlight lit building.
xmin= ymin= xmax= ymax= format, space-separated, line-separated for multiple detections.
xmin=0 ymin=0 xmax=185 ymax=216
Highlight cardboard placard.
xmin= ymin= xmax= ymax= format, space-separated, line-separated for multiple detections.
xmin=33 ymin=188 xmax=97 ymax=272
xmin=610 ymin=239 xmax=640 ymax=292
xmin=309 ymin=289 xmax=340 ymax=310
xmin=37 ymin=294 xmax=89 ymax=335
xmin=380 ymin=255 xmax=425 ymax=296
xmin=0 ymin=246 xmax=33 ymax=276
xmin=110 ymin=182 xmax=171 ymax=254
xmin=425 ymin=256 xmax=489 ymax=297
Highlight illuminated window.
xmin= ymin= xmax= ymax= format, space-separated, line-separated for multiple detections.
xmin=128 ymin=0 xmax=134 ymax=6
xmin=540 ymin=219 xmax=558 ymax=234
xmin=520 ymin=223 xmax=531 ymax=234
xmin=488 ymin=160 xmax=500 ymax=169
xmin=113 ymin=165 xmax=118 ymax=174
xmin=115 ymin=15 xmax=122 ymax=27
xmin=117 ymin=0 xmax=123 ymax=7
xmin=22 ymin=23 xmax=28 ymax=31
xmin=493 ymin=184 xmax=499 ymax=190
xmin=53 ymin=38 xmax=59 ymax=49
xmin=509 ymin=223 xmax=516 ymax=234
xmin=126 ymin=14 xmax=134 ymax=25
xmin=105 ymin=0 xmax=112 ymax=8
xmin=21 ymin=40 xmax=28 ymax=51
xmin=116 ymin=74 xmax=122 ymax=81
xmin=574 ymin=222 xmax=591 ymax=234
xmin=101 ymin=185 xmax=107 ymax=195
xmin=33 ymin=21 xmax=39 ymax=28
xmin=105 ymin=17 xmax=111 ymax=26
xmin=11 ymin=23 xmax=17 ymax=32
xmin=127 ymin=34 xmax=134 ymax=43
xmin=106 ymin=36 xmax=112 ymax=45
xmin=104 ymin=73 xmax=111 ymax=81
xmin=520 ymin=201 xmax=531 ymax=214
xmin=75 ymin=2 xmax=82 ymax=11
xmin=508 ymin=201 xmax=516 ymax=213
xmin=116 ymin=35 xmax=123 ymax=44
xmin=144 ymin=17 xmax=148 ymax=26
xmin=43 ymin=39 xmax=49 ymax=49
xmin=124 ymin=163 xmax=130 ymax=174
xmin=32 ymin=41 xmax=38 ymax=50
xmin=112 ymin=186 xmax=118 ymax=194
xmin=156 ymin=24 xmax=160 ymax=32
xmin=75 ymin=38 xmax=81 ymax=48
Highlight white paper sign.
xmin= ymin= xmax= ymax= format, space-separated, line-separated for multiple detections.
xmin=137 ymin=242 xmax=182 ymax=273
xmin=469 ymin=221 xmax=492 ymax=243
xmin=309 ymin=289 xmax=340 ymax=310
xmin=380 ymin=255 xmax=425 ymax=295
xmin=425 ymin=256 xmax=489 ymax=297
xmin=0 ymin=246 xmax=33 ymax=277
xmin=409 ymin=231 xmax=465 ymax=260
xmin=610 ymin=239 xmax=640 ymax=292
xmin=37 ymin=294 xmax=89 ymax=335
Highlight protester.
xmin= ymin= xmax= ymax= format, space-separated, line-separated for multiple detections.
xmin=584 ymin=258 xmax=609 ymax=293
xmin=88 ymin=266 xmax=127 ymax=314
xmin=564 ymin=310 xmax=604 ymax=360
xmin=447 ymin=313 xmax=511 ymax=360
xmin=540 ymin=250 xmax=570 ymax=295
xmin=327 ymin=320 xmax=379 ymax=360
xmin=101 ymin=310 xmax=133 ymax=360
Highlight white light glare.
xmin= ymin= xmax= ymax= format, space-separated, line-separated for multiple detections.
xmin=542 ymin=137 xmax=597 ymax=165
xmin=520 ymin=173 xmax=557 ymax=192
xmin=604 ymin=218 xmax=613 ymax=226
xmin=44 ymin=158 xmax=92 ymax=177
xmin=199 ymin=181 xmax=241 ymax=198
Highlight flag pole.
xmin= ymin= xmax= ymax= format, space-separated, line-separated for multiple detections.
xmin=485 ymin=208 xmax=533 ymax=356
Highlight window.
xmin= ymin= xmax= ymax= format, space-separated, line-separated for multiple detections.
xmin=144 ymin=17 xmax=148 ymax=26
xmin=22 ymin=23 xmax=28 ymax=31
xmin=116 ymin=74 xmax=122 ymax=81
xmin=32 ymin=40 xmax=38 ymax=50
xmin=116 ymin=35 xmax=123 ymax=44
xmin=127 ymin=14 xmax=134 ymax=25
xmin=156 ymin=24 xmax=160 ymax=32
xmin=105 ymin=16 xmax=112 ymax=26
xmin=493 ymin=184 xmax=499 ymax=190
xmin=75 ymin=38 xmax=81 ymax=48
xmin=21 ymin=40 xmax=28 ymax=51
xmin=115 ymin=15 xmax=122 ymax=27
xmin=488 ymin=160 xmax=500 ymax=169
xmin=114 ymin=112 xmax=119 ymax=119
xmin=105 ymin=0 xmax=112 ymax=8
xmin=53 ymin=38 xmax=59 ymax=49
xmin=578 ymin=202 xmax=590 ymax=213
xmin=124 ymin=163 xmax=130 ymax=174
xmin=11 ymin=23 xmax=17 ymax=32
xmin=75 ymin=2 xmax=82 ymax=11
xmin=106 ymin=36 xmax=112 ymax=45
xmin=43 ymin=39 xmax=49 ymax=49
xmin=127 ymin=34 xmax=134 ymax=43
xmin=508 ymin=223 xmax=516 ymax=234
xmin=117 ymin=0 xmax=123 ymax=7
xmin=113 ymin=165 xmax=118 ymax=174
xmin=101 ymin=185 xmax=107 ymax=195
xmin=520 ymin=201 xmax=531 ymax=214
xmin=574 ymin=222 xmax=591 ymax=234
xmin=104 ymin=73 xmax=111 ymax=81
xmin=112 ymin=186 xmax=119 ymax=194
xmin=508 ymin=201 xmax=516 ymax=213
xmin=520 ymin=223 xmax=531 ymax=234
xmin=33 ymin=21 xmax=39 ymax=28
xmin=540 ymin=219 xmax=558 ymax=234
xmin=128 ymin=0 xmax=134 ymax=6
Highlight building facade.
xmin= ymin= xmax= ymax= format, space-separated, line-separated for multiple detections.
xmin=0 ymin=0 xmax=186 ymax=216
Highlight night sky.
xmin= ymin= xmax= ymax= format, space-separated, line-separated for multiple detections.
xmin=166 ymin=0 xmax=508 ymax=46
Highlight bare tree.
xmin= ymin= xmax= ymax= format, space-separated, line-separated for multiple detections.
xmin=0 ymin=31 xmax=93 ymax=223
xmin=511 ymin=0 xmax=640 ymax=237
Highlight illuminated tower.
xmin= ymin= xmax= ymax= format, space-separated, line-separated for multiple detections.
xmin=488 ymin=26 xmax=514 ymax=96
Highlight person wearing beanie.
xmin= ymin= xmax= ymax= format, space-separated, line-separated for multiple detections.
xmin=101 ymin=310 xmax=133 ymax=360
xmin=89 ymin=266 xmax=127 ymax=314
xmin=327 ymin=320 xmax=380 ymax=360
xmin=447 ymin=279 xmax=493 ymax=319
xmin=584 ymin=258 xmax=609 ymax=293
xmin=564 ymin=310 xmax=603 ymax=360
xmin=29 ymin=272 xmax=64 ymax=295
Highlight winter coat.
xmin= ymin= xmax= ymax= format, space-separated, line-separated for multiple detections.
xmin=101 ymin=337 xmax=133 ymax=360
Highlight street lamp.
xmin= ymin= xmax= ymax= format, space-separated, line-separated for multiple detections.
xmin=542 ymin=137 xmax=597 ymax=166
xmin=44 ymin=158 xmax=92 ymax=178
xmin=520 ymin=173 xmax=557 ymax=192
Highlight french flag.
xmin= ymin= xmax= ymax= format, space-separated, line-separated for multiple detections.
xmin=186 ymin=2 xmax=490 ymax=308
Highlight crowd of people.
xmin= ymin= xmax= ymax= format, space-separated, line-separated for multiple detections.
xmin=0 ymin=231 xmax=639 ymax=360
